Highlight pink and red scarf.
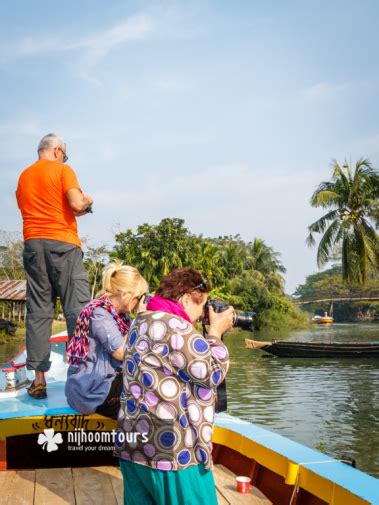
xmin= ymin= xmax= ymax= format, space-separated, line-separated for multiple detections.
xmin=67 ymin=295 xmax=131 ymax=365
xmin=146 ymin=295 xmax=191 ymax=322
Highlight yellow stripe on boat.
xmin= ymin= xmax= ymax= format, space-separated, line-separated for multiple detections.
xmin=214 ymin=414 xmax=378 ymax=505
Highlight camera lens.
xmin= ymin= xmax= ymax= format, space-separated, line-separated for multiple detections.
xmin=203 ymin=299 xmax=255 ymax=331
xmin=233 ymin=311 xmax=255 ymax=331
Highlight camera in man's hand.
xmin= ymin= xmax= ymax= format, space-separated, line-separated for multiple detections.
xmin=203 ymin=299 xmax=255 ymax=331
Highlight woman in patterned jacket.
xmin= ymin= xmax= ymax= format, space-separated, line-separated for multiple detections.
xmin=115 ymin=267 xmax=233 ymax=505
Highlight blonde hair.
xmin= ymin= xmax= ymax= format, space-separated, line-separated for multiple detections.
xmin=98 ymin=260 xmax=148 ymax=301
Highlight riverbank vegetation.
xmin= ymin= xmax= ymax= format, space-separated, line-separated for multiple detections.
xmin=294 ymin=265 xmax=379 ymax=322
xmin=0 ymin=320 xmax=67 ymax=344
xmin=111 ymin=218 xmax=308 ymax=330
xmin=0 ymin=219 xmax=309 ymax=336
xmin=0 ymin=230 xmax=24 ymax=281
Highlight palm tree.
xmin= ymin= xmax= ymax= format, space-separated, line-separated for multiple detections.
xmin=307 ymin=158 xmax=379 ymax=285
xmin=191 ymin=239 xmax=225 ymax=287
xmin=247 ymin=239 xmax=286 ymax=292
xmin=249 ymin=238 xmax=286 ymax=275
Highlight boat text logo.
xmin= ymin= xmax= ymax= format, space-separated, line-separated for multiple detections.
xmin=36 ymin=427 xmax=149 ymax=452
xmin=38 ymin=428 xmax=63 ymax=452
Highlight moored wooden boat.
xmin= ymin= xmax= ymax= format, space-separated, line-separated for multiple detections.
xmin=245 ymin=338 xmax=379 ymax=358
xmin=1 ymin=335 xmax=378 ymax=504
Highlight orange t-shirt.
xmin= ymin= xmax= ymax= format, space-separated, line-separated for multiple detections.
xmin=16 ymin=159 xmax=82 ymax=247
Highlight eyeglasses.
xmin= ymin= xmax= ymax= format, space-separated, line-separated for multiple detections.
xmin=190 ymin=280 xmax=209 ymax=292
xmin=57 ymin=147 xmax=68 ymax=163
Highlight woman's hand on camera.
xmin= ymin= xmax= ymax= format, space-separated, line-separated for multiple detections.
xmin=208 ymin=306 xmax=234 ymax=338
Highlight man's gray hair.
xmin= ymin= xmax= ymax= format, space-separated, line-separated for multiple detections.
xmin=37 ymin=133 xmax=65 ymax=154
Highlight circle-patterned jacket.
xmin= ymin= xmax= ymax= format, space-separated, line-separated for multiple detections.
xmin=114 ymin=310 xmax=230 ymax=471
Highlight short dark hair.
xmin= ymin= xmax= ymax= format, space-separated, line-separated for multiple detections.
xmin=156 ymin=268 xmax=210 ymax=303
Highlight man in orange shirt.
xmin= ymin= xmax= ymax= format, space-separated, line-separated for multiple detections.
xmin=16 ymin=133 xmax=93 ymax=399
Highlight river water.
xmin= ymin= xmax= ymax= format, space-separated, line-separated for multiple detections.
xmin=226 ymin=323 xmax=379 ymax=478
xmin=1 ymin=323 xmax=378 ymax=477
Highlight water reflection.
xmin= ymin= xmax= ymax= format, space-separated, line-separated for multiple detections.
xmin=226 ymin=324 xmax=379 ymax=477
xmin=0 ymin=342 xmax=23 ymax=367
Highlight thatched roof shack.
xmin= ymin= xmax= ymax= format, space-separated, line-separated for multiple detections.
xmin=0 ymin=280 xmax=26 ymax=321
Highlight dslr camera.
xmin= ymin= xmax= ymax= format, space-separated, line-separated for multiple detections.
xmin=202 ymin=299 xmax=255 ymax=414
xmin=203 ymin=299 xmax=256 ymax=332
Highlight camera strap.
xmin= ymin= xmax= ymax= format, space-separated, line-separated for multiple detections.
xmin=202 ymin=322 xmax=228 ymax=413
xmin=215 ymin=378 xmax=227 ymax=413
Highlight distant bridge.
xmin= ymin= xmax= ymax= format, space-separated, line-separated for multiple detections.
xmin=294 ymin=296 xmax=379 ymax=305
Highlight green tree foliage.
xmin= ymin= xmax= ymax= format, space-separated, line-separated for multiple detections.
xmin=82 ymin=239 xmax=109 ymax=298
xmin=294 ymin=265 xmax=348 ymax=299
xmin=112 ymin=218 xmax=307 ymax=329
xmin=112 ymin=219 xmax=195 ymax=289
xmin=0 ymin=231 xmax=24 ymax=280
xmin=294 ymin=265 xmax=379 ymax=322
xmin=210 ymin=235 xmax=247 ymax=279
xmin=190 ymin=238 xmax=225 ymax=287
xmin=307 ymin=159 xmax=379 ymax=285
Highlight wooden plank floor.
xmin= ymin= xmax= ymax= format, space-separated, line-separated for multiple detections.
xmin=214 ymin=464 xmax=272 ymax=505
xmin=0 ymin=466 xmax=123 ymax=505
xmin=0 ymin=464 xmax=272 ymax=504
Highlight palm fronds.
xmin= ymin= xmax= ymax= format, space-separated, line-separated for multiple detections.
xmin=307 ymin=158 xmax=379 ymax=285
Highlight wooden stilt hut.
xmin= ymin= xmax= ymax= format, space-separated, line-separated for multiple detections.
xmin=0 ymin=280 xmax=26 ymax=322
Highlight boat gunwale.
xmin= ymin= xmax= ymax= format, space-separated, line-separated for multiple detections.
xmin=214 ymin=414 xmax=379 ymax=504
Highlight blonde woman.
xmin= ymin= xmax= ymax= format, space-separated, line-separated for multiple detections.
xmin=65 ymin=260 xmax=148 ymax=419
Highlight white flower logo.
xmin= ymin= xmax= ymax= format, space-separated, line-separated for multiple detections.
xmin=37 ymin=428 xmax=63 ymax=452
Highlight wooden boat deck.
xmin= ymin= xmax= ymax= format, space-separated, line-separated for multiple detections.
xmin=214 ymin=464 xmax=272 ymax=504
xmin=0 ymin=467 xmax=123 ymax=505
xmin=1 ymin=464 xmax=272 ymax=504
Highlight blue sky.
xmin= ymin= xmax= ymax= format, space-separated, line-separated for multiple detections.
xmin=1 ymin=0 xmax=378 ymax=293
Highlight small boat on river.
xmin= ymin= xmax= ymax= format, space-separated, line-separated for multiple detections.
xmin=311 ymin=314 xmax=334 ymax=324
xmin=1 ymin=334 xmax=378 ymax=503
xmin=312 ymin=304 xmax=334 ymax=324
xmin=245 ymin=338 xmax=379 ymax=358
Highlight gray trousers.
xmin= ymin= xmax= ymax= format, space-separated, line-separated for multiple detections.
xmin=23 ymin=239 xmax=90 ymax=372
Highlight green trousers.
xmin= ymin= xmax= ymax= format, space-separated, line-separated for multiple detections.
xmin=119 ymin=459 xmax=218 ymax=505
